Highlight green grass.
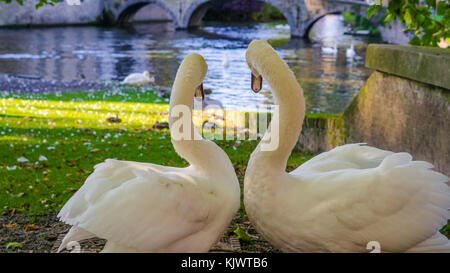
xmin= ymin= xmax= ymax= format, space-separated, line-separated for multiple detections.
xmin=0 ymin=88 xmax=314 ymax=214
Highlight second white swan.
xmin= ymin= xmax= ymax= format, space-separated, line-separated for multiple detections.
xmin=244 ymin=40 xmax=450 ymax=253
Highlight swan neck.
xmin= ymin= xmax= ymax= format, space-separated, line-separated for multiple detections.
xmin=169 ymin=61 xmax=227 ymax=172
xmin=250 ymin=47 xmax=305 ymax=172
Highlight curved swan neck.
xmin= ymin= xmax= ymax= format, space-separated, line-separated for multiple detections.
xmin=169 ymin=54 xmax=230 ymax=172
xmin=247 ymin=40 xmax=305 ymax=172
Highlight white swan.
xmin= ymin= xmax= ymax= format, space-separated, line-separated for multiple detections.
xmin=222 ymin=53 xmax=230 ymax=69
xmin=321 ymin=43 xmax=338 ymax=55
xmin=57 ymin=53 xmax=240 ymax=253
xmin=244 ymin=40 xmax=450 ymax=253
xmin=346 ymin=43 xmax=356 ymax=59
xmin=122 ymin=71 xmax=154 ymax=86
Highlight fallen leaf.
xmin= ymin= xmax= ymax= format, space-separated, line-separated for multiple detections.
xmin=2 ymin=223 xmax=18 ymax=228
xmin=11 ymin=192 xmax=25 ymax=198
xmin=233 ymin=226 xmax=251 ymax=242
xmin=25 ymin=224 xmax=38 ymax=232
xmin=64 ymin=187 xmax=78 ymax=193
xmin=6 ymin=242 xmax=23 ymax=250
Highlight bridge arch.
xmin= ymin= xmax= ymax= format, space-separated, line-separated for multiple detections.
xmin=303 ymin=8 xmax=382 ymax=38
xmin=303 ymin=10 xmax=343 ymax=37
xmin=181 ymin=0 xmax=307 ymax=37
xmin=115 ymin=0 xmax=179 ymax=26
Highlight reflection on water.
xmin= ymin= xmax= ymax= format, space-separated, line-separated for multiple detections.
xmin=0 ymin=15 xmax=381 ymax=113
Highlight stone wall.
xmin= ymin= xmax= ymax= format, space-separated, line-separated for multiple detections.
xmin=378 ymin=19 xmax=412 ymax=45
xmin=132 ymin=3 xmax=172 ymax=22
xmin=0 ymin=0 xmax=406 ymax=43
xmin=296 ymin=44 xmax=450 ymax=176
xmin=295 ymin=114 xmax=346 ymax=154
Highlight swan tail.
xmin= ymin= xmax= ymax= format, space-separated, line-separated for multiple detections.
xmin=57 ymin=225 xmax=95 ymax=253
xmin=406 ymin=232 xmax=450 ymax=253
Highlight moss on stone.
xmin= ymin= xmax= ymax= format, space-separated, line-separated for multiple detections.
xmin=366 ymin=44 xmax=450 ymax=90
xmin=304 ymin=113 xmax=342 ymax=129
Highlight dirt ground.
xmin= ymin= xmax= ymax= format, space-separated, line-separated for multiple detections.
xmin=1 ymin=210 xmax=449 ymax=253
xmin=0 ymin=210 xmax=278 ymax=253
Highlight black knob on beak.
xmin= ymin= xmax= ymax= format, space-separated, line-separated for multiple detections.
xmin=251 ymin=74 xmax=262 ymax=93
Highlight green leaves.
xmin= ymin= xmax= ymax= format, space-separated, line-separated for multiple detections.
xmin=233 ymin=226 xmax=251 ymax=242
xmin=440 ymin=224 xmax=450 ymax=236
xmin=437 ymin=0 xmax=447 ymax=15
xmin=404 ymin=8 xmax=413 ymax=25
xmin=384 ymin=12 xmax=395 ymax=22
xmin=367 ymin=4 xmax=382 ymax=19
xmin=409 ymin=35 xmax=421 ymax=45
xmin=6 ymin=242 xmax=23 ymax=250
xmin=370 ymin=0 xmax=449 ymax=47
xmin=431 ymin=14 xmax=444 ymax=23
xmin=425 ymin=0 xmax=436 ymax=10
xmin=0 ymin=0 xmax=60 ymax=9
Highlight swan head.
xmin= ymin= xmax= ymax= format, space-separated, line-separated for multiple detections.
xmin=245 ymin=40 xmax=276 ymax=93
xmin=178 ymin=53 xmax=208 ymax=88
xmin=143 ymin=71 xmax=151 ymax=77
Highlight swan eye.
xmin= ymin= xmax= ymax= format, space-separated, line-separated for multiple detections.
xmin=194 ymin=83 xmax=204 ymax=100
xmin=251 ymin=74 xmax=263 ymax=93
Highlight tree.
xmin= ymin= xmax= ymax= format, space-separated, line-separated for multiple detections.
xmin=368 ymin=0 xmax=449 ymax=47
xmin=0 ymin=0 xmax=60 ymax=9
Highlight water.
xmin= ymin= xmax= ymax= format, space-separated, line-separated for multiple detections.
xmin=0 ymin=15 xmax=381 ymax=113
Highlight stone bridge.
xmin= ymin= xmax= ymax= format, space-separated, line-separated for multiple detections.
xmin=105 ymin=0 xmax=373 ymax=37
xmin=0 ymin=0 xmax=385 ymax=38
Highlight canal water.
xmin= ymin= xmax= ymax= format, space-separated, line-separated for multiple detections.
xmin=0 ymin=15 xmax=381 ymax=113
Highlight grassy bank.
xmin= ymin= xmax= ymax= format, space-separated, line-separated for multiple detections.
xmin=2 ymin=87 xmax=447 ymax=252
xmin=0 ymin=87 xmax=314 ymax=215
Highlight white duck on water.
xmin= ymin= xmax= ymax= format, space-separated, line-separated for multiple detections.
xmin=244 ymin=40 xmax=450 ymax=253
xmin=57 ymin=53 xmax=240 ymax=252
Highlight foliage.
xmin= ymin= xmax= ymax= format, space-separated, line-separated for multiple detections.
xmin=0 ymin=0 xmax=60 ymax=9
xmin=343 ymin=11 xmax=357 ymax=25
xmin=6 ymin=242 xmax=23 ymax=249
xmin=368 ymin=0 xmax=450 ymax=47
xmin=441 ymin=224 xmax=450 ymax=236
xmin=250 ymin=3 xmax=285 ymax=22
xmin=343 ymin=11 xmax=380 ymax=34
xmin=233 ymin=226 xmax=251 ymax=242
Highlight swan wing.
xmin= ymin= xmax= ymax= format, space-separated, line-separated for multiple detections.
xmin=291 ymin=144 xmax=450 ymax=252
xmin=58 ymin=159 xmax=216 ymax=251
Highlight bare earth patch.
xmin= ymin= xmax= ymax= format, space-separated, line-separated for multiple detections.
xmin=0 ymin=211 xmax=278 ymax=253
